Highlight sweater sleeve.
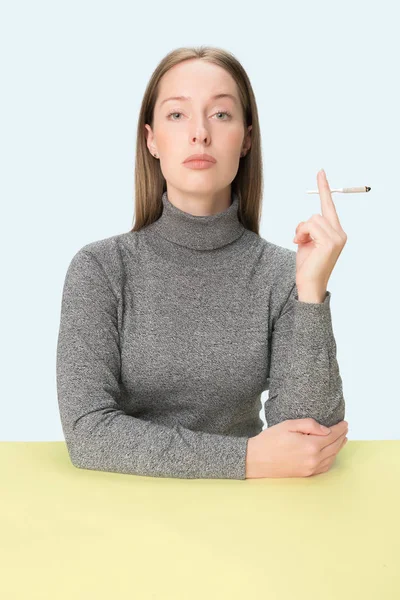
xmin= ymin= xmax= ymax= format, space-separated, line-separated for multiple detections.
xmin=56 ymin=249 xmax=249 ymax=480
xmin=264 ymin=282 xmax=346 ymax=429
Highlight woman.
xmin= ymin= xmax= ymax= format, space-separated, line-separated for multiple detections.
xmin=56 ymin=46 xmax=348 ymax=481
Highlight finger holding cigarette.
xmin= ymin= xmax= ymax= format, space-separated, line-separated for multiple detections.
xmin=293 ymin=169 xmax=348 ymax=296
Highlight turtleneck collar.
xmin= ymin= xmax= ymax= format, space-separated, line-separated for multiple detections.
xmin=149 ymin=189 xmax=246 ymax=251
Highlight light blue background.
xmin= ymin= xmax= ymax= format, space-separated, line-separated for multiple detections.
xmin=1 ymin=0 xmax=398 ymax=441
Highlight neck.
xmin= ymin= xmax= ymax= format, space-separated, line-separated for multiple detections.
xmin=163 ymin=187 xmax=233 ymax=217
xmin=149 ymin=188 xmax=245 ymax=251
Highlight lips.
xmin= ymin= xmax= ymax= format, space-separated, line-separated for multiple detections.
xmin=183 ymin=153 xmax=216 ymax=163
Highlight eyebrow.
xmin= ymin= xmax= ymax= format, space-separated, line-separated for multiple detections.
xmin=159 ymin=93 xmax=238 ymax=107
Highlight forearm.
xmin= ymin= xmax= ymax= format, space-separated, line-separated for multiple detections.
xmin=265 ymin=287 xmax=345 ymax=428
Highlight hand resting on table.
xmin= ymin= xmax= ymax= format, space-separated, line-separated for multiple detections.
xmin=245 ymin=418 xmax=349 ymax=479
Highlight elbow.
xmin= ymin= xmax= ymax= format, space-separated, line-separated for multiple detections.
xmin=64 ymin=434 xmax=89 ymax=470
xmin=325 ymin=396 xmax=346 ymax=427
xmin=311 ymin=396 xmax=346 ymax=428
xmin=66 ymin=442 xmax=84 ymax=470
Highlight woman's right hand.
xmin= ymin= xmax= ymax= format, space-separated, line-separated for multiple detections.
xmin=245 ymin=418 xmax=349 ymax=479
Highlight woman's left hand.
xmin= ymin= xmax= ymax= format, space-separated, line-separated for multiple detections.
xmin=293 ymin=169 xmax=348 ymax=292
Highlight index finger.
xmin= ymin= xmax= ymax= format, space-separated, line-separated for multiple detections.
xmin=317 ymin=169 xmax=342 ymax=230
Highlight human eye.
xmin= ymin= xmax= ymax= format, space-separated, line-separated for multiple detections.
xmin=167 ymin=111 xmax=183 ymax=121
xmin=167 ymin=110 xmax=232 ymax=121
xmin=214 ymin=110 xmax=232 ymax=120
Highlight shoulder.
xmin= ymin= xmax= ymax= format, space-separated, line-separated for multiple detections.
xmin=65 ymin=231 xmax=140 ymax=296
xmin=246 ymin=231 xmax=296 ymax=282
xmin=71 ymin=228 xmax=145 ymax=261
xmin=243 ymin=232 xmax=297 ymax=317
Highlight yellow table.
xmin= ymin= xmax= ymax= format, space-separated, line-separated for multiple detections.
xmin=2 ymin=441 xmax=399 ymax=599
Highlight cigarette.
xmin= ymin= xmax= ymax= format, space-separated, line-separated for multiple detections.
xmin=306 ymin=186 xmax=371 ymax=194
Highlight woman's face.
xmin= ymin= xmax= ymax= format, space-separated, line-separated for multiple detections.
xmin=145 ymin=59 xmax=252 ymax=199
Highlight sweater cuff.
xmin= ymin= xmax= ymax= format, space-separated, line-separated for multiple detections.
xmin=294 ymin=288 xmax=331 ymax=306
xmin=292 ymin=289 xmax=335 ymax=349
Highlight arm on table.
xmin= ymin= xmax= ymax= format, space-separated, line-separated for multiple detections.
xmin=56 ymin=249 xmax=249 ymax=480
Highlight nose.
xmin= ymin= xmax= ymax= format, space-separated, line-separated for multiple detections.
xmin=190 ymin=119 xmax=210 ymax=145
xmin=192 ymin=133 xmax=209 ymax=144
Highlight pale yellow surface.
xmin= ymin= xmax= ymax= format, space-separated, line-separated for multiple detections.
xmin=1 ymin=441 xmax=399 ymax=599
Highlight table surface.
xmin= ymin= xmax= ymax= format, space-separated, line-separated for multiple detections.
xmin=2 ymin=441 xmax=400 ymax=600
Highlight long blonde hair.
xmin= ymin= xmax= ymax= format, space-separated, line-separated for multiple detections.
xmin=131 ymin=45 xmax=263 ymax=235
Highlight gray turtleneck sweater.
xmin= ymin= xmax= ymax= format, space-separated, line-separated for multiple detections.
xmin=56 ymin=190 xmax=345 ymax=480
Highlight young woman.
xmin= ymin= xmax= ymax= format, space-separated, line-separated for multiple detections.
xmin=56 ymin=46 xmax=348 ymax=481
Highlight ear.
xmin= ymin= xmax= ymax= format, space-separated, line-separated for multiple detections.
xmin=144 ymin=124 xmax=157 ymax=157
xmin=247 ymin=125 xmax=252 ymax=143
xmin=242 ymin=125 xmax=252 ymax=155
